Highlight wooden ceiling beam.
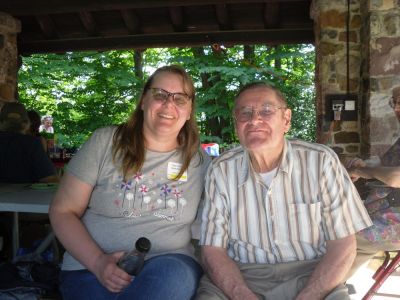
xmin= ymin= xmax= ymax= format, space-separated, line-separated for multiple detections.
xmin=35 ymin=14 xmax=57 ymax=39
xmin=169 ymin=6 xmax=185 ymax=32
xmin=263 ymin=3 xmax=280 ymax=28
xmin=4 ymin=0 xmax=310 ymax=15
xmin=215 ymin=4 xmax=231 ymax=30
xmin=19 ymin=28 xmax=314 ymax=55
xmin=78 ymin=11 xmax=98 ymax=36
xmin=120 ymin=10 xmax=141 ymax=34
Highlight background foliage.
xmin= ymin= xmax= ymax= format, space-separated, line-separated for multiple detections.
xmin=18 ymin=44 xmax=315 ymax=149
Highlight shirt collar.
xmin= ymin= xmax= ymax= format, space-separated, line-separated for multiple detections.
xmin=239 ymin=139 xmax=292 ymax=186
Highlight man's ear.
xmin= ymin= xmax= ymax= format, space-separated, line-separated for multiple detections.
xmin=284 ymin=108 xmax=292 ymax=129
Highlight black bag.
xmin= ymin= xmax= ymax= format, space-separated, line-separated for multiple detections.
xmin=0 ymin=261 xmax=60 ymax=299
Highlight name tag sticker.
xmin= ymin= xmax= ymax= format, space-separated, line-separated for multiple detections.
xmin=167 ymin=162 xmax=188 ymax=182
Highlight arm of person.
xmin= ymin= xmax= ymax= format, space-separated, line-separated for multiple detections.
xmin=39 ymin=174 xmax=59 ymax=183
xmin=295 ymin=235 xmax=356 ymax=300
xmin=349 ymin=165 xmax=400 ymax=188
xmin=49 ymin=173 xmax=132 ymax=292
xmin=201 ymin=246 xmax=259 ymax=300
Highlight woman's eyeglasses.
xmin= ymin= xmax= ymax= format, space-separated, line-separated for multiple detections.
xmin=234 ymin=104 xmax=287 ymax=122
xmin=149 ymin=88 xmax=191 ymax=107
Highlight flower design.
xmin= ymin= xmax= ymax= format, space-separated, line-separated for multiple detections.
xmin=160 ymin=184 xmax=172 ymax=208
xmin=172 ymin=188 xmax=182 ymax=199
xmin=139 ymin=184 xmax=149 ymax=209
xmin=142 ymin=196 xmax=151 ymax=209
xmin=133 ymin=172 xmax=143 ymax=182
xmin=167 ymin=199 xmax=176 ymax=209
xmin=120 ymin=180 xmax=132 ymax=207
xmin=127 ymin=172 xmax=143 ymax=210
xmin=139 ymin=184 xmax=149 ymax=194
xmin=120 ymin=180 xmax=132 ymax=191
xmin=179 ymin=198 xmax=187 ymax=214
xmin=160 ymin=184 xmax=171 ymax=196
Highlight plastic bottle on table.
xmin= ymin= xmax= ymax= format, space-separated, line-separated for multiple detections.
xmin=118 ymin=237 xmax=151 ymax=276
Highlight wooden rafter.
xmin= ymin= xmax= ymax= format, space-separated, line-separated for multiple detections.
xmin=169 ymin=6 xmax=185 ymax=32
xmin=3 ymin=0 xmax=310 ymax=15
xmin=20 ymin=28 xmax=314 ymax=54
xmin=263 ymin=3 xmax=280 ymax=28
xmin=3 ymin=0 xmax=313 ymax=55
xmin=78 ymin=11 xmax=98 ymax=36
xmin=35 ymin=14 xmax=57 ymax=39
xmin=215 ymin=4 xmax=231 ymax=30
xmin=120 ymin=10 xmax=141 ymax=34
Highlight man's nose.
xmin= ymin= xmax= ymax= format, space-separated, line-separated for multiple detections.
xmin=249 ymin=110 xmax=262 ymax=122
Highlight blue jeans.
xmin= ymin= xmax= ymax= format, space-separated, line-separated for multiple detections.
xmin=59 ymin=254 xmax=202 ymax=300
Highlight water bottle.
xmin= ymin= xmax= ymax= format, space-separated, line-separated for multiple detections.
xmin=118 ymin=237 xmax=151 ymax=276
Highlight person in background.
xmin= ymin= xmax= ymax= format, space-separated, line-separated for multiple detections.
xmin=27 ymin=110 xmax=48 ymax=152
xmin=49 ymin=65 xmax=211 ymax=300
xmin=39 ymin=115 xmax=54 ymax=134
xmin=0 ymin=102 xmax=58 ymax=183
xmin=197 ymin=82 xmax=372 ymax=300
xmin=346 ymin=86 xmax=400 ymax=278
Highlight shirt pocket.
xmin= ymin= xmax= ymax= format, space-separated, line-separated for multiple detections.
xmin=286 ymin=202 xmax=322 ymax=244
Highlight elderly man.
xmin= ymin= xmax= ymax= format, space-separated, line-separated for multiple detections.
xmin=197 ymin=82 xmax=372 ymax=300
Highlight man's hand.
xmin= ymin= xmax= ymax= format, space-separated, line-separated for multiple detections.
xmin=295 ymin=235 xmax=356 ymax=300
xmin=92 ymin=251 xmax=133 ymax=293
xmin=201 ymin=246 xmax=259 ymax=300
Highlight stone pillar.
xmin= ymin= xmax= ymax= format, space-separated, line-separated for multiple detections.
xmin=312 ymin=0 xmax=400 ymax=159
xmin=311 ymin=0 xmax=363 ymax=158
xmin=0 ymin=12 xmax=20 ymax=105
xmin=361 ymin=0 xmax=400 ymax=157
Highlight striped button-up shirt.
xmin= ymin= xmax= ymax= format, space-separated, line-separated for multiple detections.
xmin=200 ymin=139 xmax=372 ymax=264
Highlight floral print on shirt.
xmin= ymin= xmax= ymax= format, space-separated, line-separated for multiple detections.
xmin=114 ymin=171 xmax=187 ymax=221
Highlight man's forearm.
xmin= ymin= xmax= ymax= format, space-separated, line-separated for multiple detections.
xmin=296 ymin=235 xmax=356 ymax=300
xmin=201 ymin=246 xmax=258 ymax=300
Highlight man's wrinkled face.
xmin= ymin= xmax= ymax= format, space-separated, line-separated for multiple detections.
xmin=234 ymin=87 xmax=291 ymax=152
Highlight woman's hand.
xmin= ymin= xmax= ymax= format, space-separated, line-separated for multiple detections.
xmin=344 ymin=157 xmax=367 ymax=182
xmin=92 ymin=251 xmax=133 ymax=293
xmin=348 ymin=167 xmax=371 ymax=182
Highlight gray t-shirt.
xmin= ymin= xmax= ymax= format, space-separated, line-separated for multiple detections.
xmin=62 ymin=126 xmax=210 ymax=270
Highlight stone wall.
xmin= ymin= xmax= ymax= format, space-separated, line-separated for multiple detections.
xmin=0 ymin=12 xmax=20 ymax=106
xmin=312 ymin=0 xmax=400 ymax=159
xmin=311 ymin=0 xmax=363 ymax=158
xmin=362 ymin=0 xmax=400 ymax=157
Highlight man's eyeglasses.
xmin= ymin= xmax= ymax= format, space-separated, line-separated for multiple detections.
xmin=149 ymin=88 xmax=191 ymax=107
xmin=234 ymin=104 xmax=287 ymax=122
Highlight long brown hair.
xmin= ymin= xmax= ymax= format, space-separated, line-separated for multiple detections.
xmin=112 ymin=65 xmax=200 ymax=180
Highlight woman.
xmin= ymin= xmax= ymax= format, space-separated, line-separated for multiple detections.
xmin=39 ymin=115 xmax=54 ymax=133
xmin=49 ymin=65 xmax=210 ymax=300
xmin=345 ymin=85 xmax=400 ymax=278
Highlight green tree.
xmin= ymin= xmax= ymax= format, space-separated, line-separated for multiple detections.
xmin=18 ymin=45 xmax=315 ymax=149
xmin=19 ymin=51 xmax=143 ymax=148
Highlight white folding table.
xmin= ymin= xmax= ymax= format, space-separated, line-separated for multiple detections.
xmin=0 ymin=183 xmax=56 ymax=260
